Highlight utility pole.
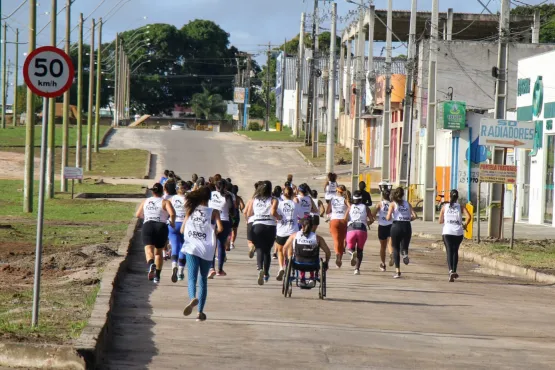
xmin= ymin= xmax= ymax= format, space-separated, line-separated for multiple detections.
xmin=126 ymin=60 xmax=131 ymax=119
xmin=76 ymin=13 xmax=83 ymax=169
xmin=24 ymin=0 xmax=37 ymax=213
xmin=399 ymin=0 xmax=417 ymax=188
xmin=381 ymin=0 xmax=393 ymax=187
xmin=12 ymin=28 xmax=18 ymax=127
xmin=245 ymin=54 xmax=252 ymax=128
xmin=280 ymin=38 xmax=286 ymax=132
xmin=94 ymin=19 xmax=102 ymax=152
xmin=265 ymin=42 xmax=271 ymax=132
xmin=113 ymin=33 xmax=118 ymax=126
xmin=295 ymin=12 xmax=305 ymax=138
xmin=46 ymin=0 xmax=57 ymax=199
xmin=305 ymin=0 xmax=318 ymax=146
xmin=423 ymin=0 xmax=439 ymax=221
xmin=351 ymin=7 xmax=365 ymax=193
xmin=346 ymin=39 xmax=352 ymax=117
xmin=61 ymin=0 xmax=70 ymax=192
xmin=488 ymin=0 xmax=510 ymax=239
xmin=312 ymin=10 xmax=320 ymax=158
xmin=326 ymin=2 xmax=337 ymax=174
xmin=86 ymin=19 xmax=95 ymax=171
xmin=1 ymin=22 xmax=7 ymax=129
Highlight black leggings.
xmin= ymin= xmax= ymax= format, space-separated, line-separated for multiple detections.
xmin=443 ymin=234 xmax=463 ymax=273
xmin=252 ymin=224 xmax=277 ymax=276
xmin=390 ymin=222 xmax=412 ymax=268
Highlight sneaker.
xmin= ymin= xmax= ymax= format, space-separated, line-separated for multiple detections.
xmin=272 ymin=253 xmax=277 ymax=260
xmin=350 ymin=252 xmax=357 ymax=267
xmin=208 ymin=269 xmax=216 ymax=279
xmin=393 ymin=272 xmax=401 ymax=279
xmin=196 ymin=312 xmax=207 ymax=322
xmin=178 ymin=274 xmax=185 ymax=281
xmin=388 ymin=254 xmax=394 ymax=267
xmin=402 ymin=252 xmax=410 ymax=265
xmin=452 ymin=272 xmax=459 ymax=279
xmin=230 ymin=243 xmax=235 ymax=250
xmin=147 ymin=263 xmax=156 ymax=281
xmin=153 ymin=277 xmax=160 ymax=284
xmin=309 ymin=280 xmax=316 ymax=288
xmin=183 ymin=298 xmax=199 ymax=316
xmin=171 ymin=267 xmax=178 ymax=283
xmin=299 ymin=279 xmax=308 ymax=288
xmin=264 ymin=275 xmax=269 ymax=283
xmin=380 ymin=263 xmax=386 ymax=272
xmin=248 ymin=246 xmax=256 ymax=259
xmin=354 ymin=269 xmax=360 ymax=275
xmin=217 ymin=270 xmax=227 ymax=277
xmin=276 ymin=269 xmax=285 ymax=281
xmin=257 ymin=270 xmax=264 ymax=286
xmin=449 ymin=273 xmax=455 ymax=282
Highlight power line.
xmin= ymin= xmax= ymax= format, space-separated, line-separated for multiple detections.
xmin=1 ymin=0 xmax=28 ymax=20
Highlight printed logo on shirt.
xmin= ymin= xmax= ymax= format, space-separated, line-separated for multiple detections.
xmin=351 ymin=206 xmax=362 ymax=220
xmin=188 ymin=230 xmax=207 ymax=240
xmin=145 ymin=200 xmax=158 ymax=211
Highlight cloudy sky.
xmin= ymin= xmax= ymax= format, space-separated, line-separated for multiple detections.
xmin=1 ymin=0 xmax=547 ymax=104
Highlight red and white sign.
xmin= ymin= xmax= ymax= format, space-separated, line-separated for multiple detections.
xmin=478 ymin=164 xmax=517 ymax=184
xmin=23 ymin=46 xmax=75 ymax=98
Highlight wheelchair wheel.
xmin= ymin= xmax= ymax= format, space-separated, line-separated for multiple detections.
xmin=283 ymin=257 xmax=293 ymax=298
xmin=320 ymin=262 xmax=327 ymax=299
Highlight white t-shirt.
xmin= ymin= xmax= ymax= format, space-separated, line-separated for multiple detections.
xmin=325 ymin=181 xmax=337 ymax=200
xmin=181 ymin=206 xmax=215 ymax=261
xmin=378 ymin=200 xmax=393 ymax=226
xmin=277 ymin=199 xmax=301 ymax=237
xmin=330 ymin=196 xmax=347 ymax=220
xmin=392 ymin=200 xmax=412 ymax=222
xmin=209 ymin=191 xmax=231 ymax=221
xmin=297 ymin=195 xmax=313 ymax=217
xmin=443 ymin=203 xmax=464 ymax=236
xmin=253 ymin=197 xmax=277 ymax=226
xmin=170 ymin=195 xmax=186 ymax=223
xmin=143 ymin=197 xmax=169 ymax=223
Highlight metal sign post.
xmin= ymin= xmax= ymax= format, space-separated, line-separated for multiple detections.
xmin=64 ymin=166 xmax=83 ymax=200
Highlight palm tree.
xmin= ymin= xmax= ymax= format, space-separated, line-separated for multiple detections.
xmin=190 ymin=88 xmax=226 ymax=119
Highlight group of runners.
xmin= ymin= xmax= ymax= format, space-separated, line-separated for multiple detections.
xmin=136 ymin=170 xmax=470 ymax=321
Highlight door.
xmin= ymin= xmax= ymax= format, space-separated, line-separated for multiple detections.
xmin=545 ymin=135 xmax=555 ymax=224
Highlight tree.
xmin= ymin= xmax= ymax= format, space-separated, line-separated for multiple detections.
xmin=511 ymin=4 xmax=555 ymax=43
xmin=15 ymin=85 xmax=42 ymax=115
xmin=190 ymin=87 xmax=226 ymax=119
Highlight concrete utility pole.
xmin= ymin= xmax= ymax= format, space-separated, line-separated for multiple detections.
xmin=351 ymin=7 xmax=365 ymax=193
xmin=76 ymin=13 xmax=83 ymax=169
xmin=1 ymin=23 xmax=7 ymax=129
xmin=346 ymin=39 xmax=352 ymax=117
xmin=312 ymin=11 xmax=320 ymax=158
xmin=94 ymin=19 xmax=102 ymax=152
xmin=86 ymin=19 xmax=95 ymax=171
xmin=305 ymin=0 xmax=318 ymax=146
xmin=339 ymin=41 xmax=345 ymax=113
xmin=381 ymin=0 xmax=393 ymax=186
xmin=280 ymin=38 xmax=286 ymax=131
xmin=24 ymin=0 xmax=37 ymax=213
xmin=325 ymin=2 xmax=337 ymax=174
xmin=245 ymin=54 xmax=252 ymax=127
xmin=61 ymin=0 xmax=70 ymax=192
xmin=113 ymin=33 xmax=118 ymax=126
xmin=46 ymin=0 xmax=57 ymax=199
xmin=532 ymin=9 xmax=540 ymax=44
xmin=399 ymin=0 xmax=417 ymax=188
xmin=423 ymin=0 xmax=439 ymax=221
xmin=12 ymin=28 xmax=19 ymax=127
xmin=294 ymin=12 xmax=305 ymax=138
xmin=265 ymin=42 xmax=271 ymax=132
xmin=488 ymin=0 xmax=510 ymax=239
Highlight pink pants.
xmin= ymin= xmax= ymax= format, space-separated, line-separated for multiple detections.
xmin=346 ymin=230 xmax=367 ymax=252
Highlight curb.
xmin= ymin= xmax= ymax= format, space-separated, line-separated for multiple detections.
xmin=295 ymin=148 xmax=315 ymax=167
xmin=0 ymin=343 xmax=85 ymax=369
xmin=74 ymin=217 xmax=141 ymax=369
xmin=144 ymin=151 xmax=152 ymax=179
xmin=233 ymin=132 xmax=252 ymax=140
xmin=99 ymin=127 xmax=114 ymax=148
xmin=430 ymin=242 xmax=555 ymax=284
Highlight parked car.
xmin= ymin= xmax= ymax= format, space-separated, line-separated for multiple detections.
xmin=170 ymin=122 xmax=185 ymax=130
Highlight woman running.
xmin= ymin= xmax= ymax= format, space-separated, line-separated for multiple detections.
xmin=248 ymin=180 xmax=280 ymax=285
xmin=439 ymin=189 xmax=471 ymax=282
xmin=271 ymin=186 xmax=283 ymax=259
xmin=244 ymin=182 xmax=261 ymax=259
xmin=345 ymin=190 xmax=374 ymax=275
xmin=208 ymin=180 xmax=234 ymax=278
xmin=275 ymin=186 xmax=301 ymax=280
xmin=296 ymin=184 xmax=319 ymax=224
xmin=324 ymin=172 xmax=338 ymax=205
xmin=160 ymin=169 xmax=170 ymax=185
xmin=181 ymin=186 xmax=223 ymax=322
xmin=373 ymin=186 xmax=394 ymax=271
xmin=326 ymin=185 xmax=349 ymax=268
xmin=135 ymin=183 xmax=176 ymax=284
xmin=169 ymin=181 xmax=187 ymax=283
xmin=386 ymin=187 xmax=417 ymax=278
xmin=230 ymin=185 xmax=245 ymax=250
xmin=162 ymin=181 xmax=177 ymax=260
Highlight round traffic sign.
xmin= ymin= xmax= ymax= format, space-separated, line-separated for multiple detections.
xmin=23 ymin=46 xmax=75 ymax=98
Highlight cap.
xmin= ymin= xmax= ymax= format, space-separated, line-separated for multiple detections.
xmin=352 ymin=194 xmax=362 ymax=200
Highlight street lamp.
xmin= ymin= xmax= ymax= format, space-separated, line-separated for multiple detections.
xmin=131 ymin=59 xmax=151 ymax=74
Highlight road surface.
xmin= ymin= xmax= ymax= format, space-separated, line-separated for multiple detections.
xmin=102 ymin=129 xmax=555 ymax=370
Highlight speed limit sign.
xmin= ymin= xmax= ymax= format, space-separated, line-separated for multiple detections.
xmin=23 ymin=46 xmax=75 ymax=98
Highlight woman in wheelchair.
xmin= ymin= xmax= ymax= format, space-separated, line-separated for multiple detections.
xmin=283 ymin=216 xmax=331 ymax=288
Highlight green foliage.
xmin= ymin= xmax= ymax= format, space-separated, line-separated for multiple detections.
xmin=247 ymin=121 xmax=261 ymax=131
xmin=511 ymin=4 xmax=555 ymax=43
xmin=190 ymin=87 xmax=227 ymax=119
xmin=15 ymin=85 xmax=43 ymax=115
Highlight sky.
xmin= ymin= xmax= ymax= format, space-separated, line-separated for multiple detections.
xmin=1 ymin=0 xmax=549 ymax=104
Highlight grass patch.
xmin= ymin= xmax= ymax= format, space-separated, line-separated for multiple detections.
xmin=0 ymin=125 xmax=110 ymax=147
xmin=298 ymin=144 xmax=352 ymax=168
xmin=241 ymin=127 xmax=326 ymax=142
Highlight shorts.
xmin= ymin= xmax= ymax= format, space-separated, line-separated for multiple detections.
xmin=247 ymin=222 xmax=253 ymax=242
xmin=378 ymin=224 xmax=392 ymax=241
xmin=141 ymin=221 xmax=169 ymax=249
xmin=275 ymin=235 xmax=290 ymax=246
xmin=232 ymin=214 xmax=240 ymax=228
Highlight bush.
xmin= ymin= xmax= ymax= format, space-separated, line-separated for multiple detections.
xmin=248 ymin=121 xmax=261 ymax=131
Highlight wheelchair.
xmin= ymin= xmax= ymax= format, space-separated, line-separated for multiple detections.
xmin=282 ymin=256 xmax=327 ymax=300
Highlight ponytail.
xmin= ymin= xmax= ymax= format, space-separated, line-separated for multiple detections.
xmin=185 ymin=187 xmax=211 ymax=217
xmin=449 ymin=189 xmax=459 ymax=207
xmin=300 ymin=217 xmax=313 ymax=237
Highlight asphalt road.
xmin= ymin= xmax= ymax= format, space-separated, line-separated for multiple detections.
xmin=102 ymin=129 xmax=555 ymax=370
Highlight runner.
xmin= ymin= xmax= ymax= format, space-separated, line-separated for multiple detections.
xmin=311 ymin=190 xmax=326 ymax=217
xmin=160 ymin=169 xmax=170 ymax=185
xmin=271 ymin=185 xmax=283 ymax=259
xmin=135 ymin=183 xmax=176 ymax=284
xmin=208 ymin=180 xmax=234 ymax=278
xmin=162 ymin=180 xmax=177 ymax=261
xmin=346 ymin=190 xmax=374 ymax=275
xmin=247 ymin=180 xmax=280 ymax=285
xmin=439 ymin=189 xmax=471 ymax=282
xmin=169 ymin=180 xmax=187 ymax=283
xmin=296 ymin=184 xmax=319 ymax=224
xmin=386 ymin=187 xmax=417 ymax=278
xmin=230 ymin=185 xmax=245 ymax=250
xmin=181 ymin=186 xmax=223 ymax=322
xmin=244 ymin=182 xmax=260 ymax=260
xmin=286 ymin=174 xmax=296 ymax=192
xmin=326 ymin=185 xmax=349 ymax=268
xmin=358 ymin=181 xmax=373 ymax=207
xmin=275 ymin=186 xmax=301 ymax=280
xmin=373 ymin=185 xmax=394 ymax=272
xmin=324 ymin=172 xmax=338 ymax=205
xmin=192 ymin=173 xmax=198 ymax=184
xmin=225 ymin=180 xmax=238 ymax=251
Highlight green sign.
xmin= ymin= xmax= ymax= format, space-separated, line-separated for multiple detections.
xmin=438 ymin=101 xmax=466 ymax=130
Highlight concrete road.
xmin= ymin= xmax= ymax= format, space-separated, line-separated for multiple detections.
xmin=103 ymin=129 xmax=555 ymax=370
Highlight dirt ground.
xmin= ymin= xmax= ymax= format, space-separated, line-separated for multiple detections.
xmin=0 ymin=151 xmax=40 ymax=180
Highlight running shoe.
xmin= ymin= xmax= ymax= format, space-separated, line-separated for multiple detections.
xmin=452 ymin=272 xmax=459 ymax=279
xmin=208 ymin=269 xmax=216 ymax=279
xmin=350 ymin=252 xmax=357 ymax=267
xmin=389 ymin=254 xmax=394 ymax=267
xmin=257 ymin=270 xmax=264 ymax=286
xmin=276 ymin=269 xmax=285 ymax=281
xmin=402 ymin=252 xmax=410 ymax=265
xmin=183 ymin=298 xmax=199 ymax=316
xmin=354 ymin=269 xmax=360 ymax=275
xmin=264 ymin=275 xmax=269 ymax=283
xmin=272 ymin=253 xmax=277 ymax=260
xmin=380 ymin=263 xmax=386 ymax=272
xmin=171 ymin=267 xmax=178 ymax=283
xmin=449 ymin=273 xmax=455 ymax=282
xmin=153 ymin=277 xmax=160 ymax=284
xmin=248 ymin=246 xmax=256 ymax=259
xmin=335 ymin=255 xmax=342 ymax=268
xmin=147 ymin=263 xmax=156 ymax=281
xmin=393 ymin=272 xmax=401 ymax=279
xmin=309 ymin=280 xmax=316 ymax=288
xmin=178 ymin=274 xmax=185 ymax=281
xmin=196 ymin=312 xmax=207 ymax=322
xmin=299 ymin=279 xmax=308 ymax=288
xmin=230 ymin=243 xmax=235 ymax=250
xmin=217 ymin=270 xmax=227 ymax=277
